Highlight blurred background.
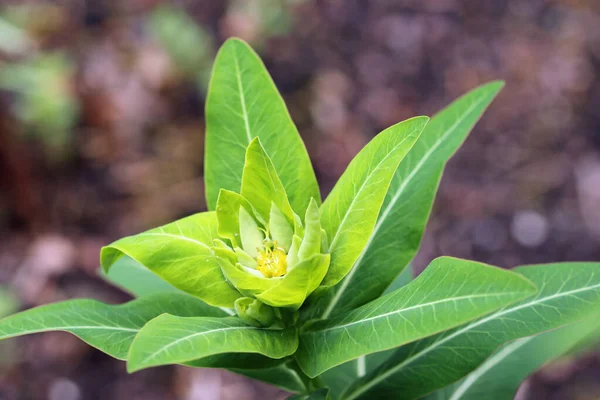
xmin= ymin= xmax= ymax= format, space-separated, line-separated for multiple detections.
xmin=0 ymin=0 xmax=599 ymax=399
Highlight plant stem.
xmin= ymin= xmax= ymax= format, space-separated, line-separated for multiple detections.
xmin=289 ymin=358 xmax=323 ymax=393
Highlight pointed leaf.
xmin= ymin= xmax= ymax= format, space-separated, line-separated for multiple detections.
xmin=424 ymin=318 xmax=600 ymax=400
xmin=344 ymin=262 xmax=600 ymax=400
xmin=101 ymin=212 xmax=241 ymax=308
xmin=270 ymin=202 xmax=293 ymax=251
xmin=319 ymin=116 xmax=428 ymax=288
xmin=241 ymin=137 xmax=294 ymax=223
xmin=205 ymin=38 xmax=319 ymax=214
xmin=298 ymin=198 xmax=321 ymax=260
xmin=0 ymin=293 xmax=224 ymax=360
xmin=317 ymin=81 xmax=504 ymax=318
xmin=216 ymin=189 xmax=261 ymax=248
xmin=239 ymin=206 xmax=265 ymax=258
xmin=296 ymin=257 xmax=536 ymax=377
xmin=319 ymin=266 xmax=416 ymax=399
xmin=127 ymin=315 xmax=298 ymax=372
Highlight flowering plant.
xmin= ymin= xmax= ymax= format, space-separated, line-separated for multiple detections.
xmin=1 ymin=39 xmax=599 ymax=400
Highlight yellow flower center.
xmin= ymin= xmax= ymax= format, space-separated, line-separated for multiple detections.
xmin=256 ymin=245 xmax=287 ymax=278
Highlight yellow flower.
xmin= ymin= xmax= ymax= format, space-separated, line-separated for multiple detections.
xmin=256 ymin=241 xmax=288 ymax=278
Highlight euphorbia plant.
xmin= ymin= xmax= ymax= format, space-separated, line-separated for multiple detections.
xmin=1 ymin=38 xmax=599 ymax=400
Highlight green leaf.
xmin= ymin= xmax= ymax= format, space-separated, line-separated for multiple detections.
xmin=320 ymin=266 xmax=415 ymax=399
xmin=234 ymin=361 xmax=308 ymax=393
xmin=241 ymin=137 xmax=294 ymax=224
xmin=256 ymin=254 xmax=331 ymax=309
xmin=270 ymin=202 xmax=294 ymax=251
xmin=424 ymin=317 xmax=600 ymax=400
xmin=239 ymin=206 xmax=265 ymax=258
xmin=101 ymin=212 xmax=241 ymax=308
xmin=0 ymin=293 xmax=223 ymax=360
xmin=204 ymin=38 xmax=319 ymax=214
xmin=344 ymin=262 xmax=600 ymax=400
xmin=127 ymin=315 xmax=298 ymax=372
xmin=319 ymin=116 xmax=429 ymax=288
xmin=317 ymin=81 xmax=504 ymax=318
xmin=298 ymin=198 xmax=321 ymax=260
xmin=217 ymin=257 xmax=275 ymax=297
xmin=215 ymin=189 xmax=261 ymax=248
xmin=234 ymin=297 xmax=275 ymax=327
xmin=100 ymin=256 xmax=183 ymax=297
xmin=185 ymin=352 xmax=285 ymax=370
xmin=295 ymin=257 xmax=536 ymax=377
xmin=288 ymin=388 xmax=331 ymax=399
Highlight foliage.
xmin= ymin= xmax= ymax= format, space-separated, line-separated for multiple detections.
xmin=1 ymin=38 xmax=599 ymax=399
xmin=0 ymin=52 xmax=79 ymax=157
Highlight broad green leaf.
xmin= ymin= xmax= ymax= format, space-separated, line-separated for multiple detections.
xmin=424 ymin=317 xmax=600 ymax=400
xmin=319 ymin=116 xmax=429 ymax=288
xmin=0 ymin=293 xmax=223 ymax=360
xmin=235 ymin=362 xmax=308 ymax=394
xmin=320 ymin=266 xmax=415 ymax=399
xmin=101 ymin=256 xmax=182 ymax=297
xmin=295 ymin=257 xmax=536 ymax=377
xmin=101 ymin=212 xmax=241 ymax=308
xmin=204 ymin=38 xmax=319 ymax=214
xmin=344 ymin=262 xmax=600 ymax=400
xmin=241 ymin=137 xmax=294 ymax=223
xmin=318 ymin=81 xmax=504 ymax=318
xmin=127 ymin=315 xmax=298 ymax=372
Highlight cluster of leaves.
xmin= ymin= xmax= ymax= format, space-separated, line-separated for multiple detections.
xmin=0 ymin=39 xmax=599 ymax=399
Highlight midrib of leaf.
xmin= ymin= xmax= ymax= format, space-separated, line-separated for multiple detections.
xmin=138 ymin=325 xmax=256 ymax=366
xmin=0 ymin=325 xmax=139 ymax=337
xmin=322 ymin=99 xmax=485 ymax=318
xmin=357 ymin=356 xmax=366 ymax=377
xmin=220 ymin=307 xmax=235 ymax=316
xmin=448 ymin=337 xmax=532 ymax=400
xmin=324 ymin=132 xmax=417 ymax=289
xmin=232 ymin=44 xmax=253 ymax=143
xmin=343 ymin=281 xmax=600 ymax=400
xmin=313 ymin=291 xmax=524 ymax=335
xmin=138 ymin=233 xmax=211 ymax=249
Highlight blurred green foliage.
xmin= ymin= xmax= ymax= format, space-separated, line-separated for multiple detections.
xmin=0 ymin=53 xmax=79 ymax=158
xmin=147 ymin=5 xmax=215 ymax=90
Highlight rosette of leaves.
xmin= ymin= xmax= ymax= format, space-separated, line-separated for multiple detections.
xmin=101 ymin=135 xmax=330 ymax=329
xmin=1 ymin=38 xmax=600 ymax=400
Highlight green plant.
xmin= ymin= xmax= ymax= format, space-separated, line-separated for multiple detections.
xmin=1 ymin=38 xmax=599 ymax=399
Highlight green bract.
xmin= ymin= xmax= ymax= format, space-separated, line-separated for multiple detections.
xmin=0 ymin=38 xmax=599 ymax=400
xmin=101 ymin=136 xmax=330 ymax=325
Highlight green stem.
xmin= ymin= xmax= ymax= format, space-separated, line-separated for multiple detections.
xmin=289 ymin=358 xmax=323 ymax=393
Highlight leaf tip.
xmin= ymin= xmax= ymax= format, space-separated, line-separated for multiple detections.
xmin=480 ymin=80 xmax=506 ymax=95
xmin=125 ymin=360 xmax=145 ymax=374
xmin=222 ymin=36 xmax=252 ymax=49
xmin=99 ymin=245 xmax=120 ymax=274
